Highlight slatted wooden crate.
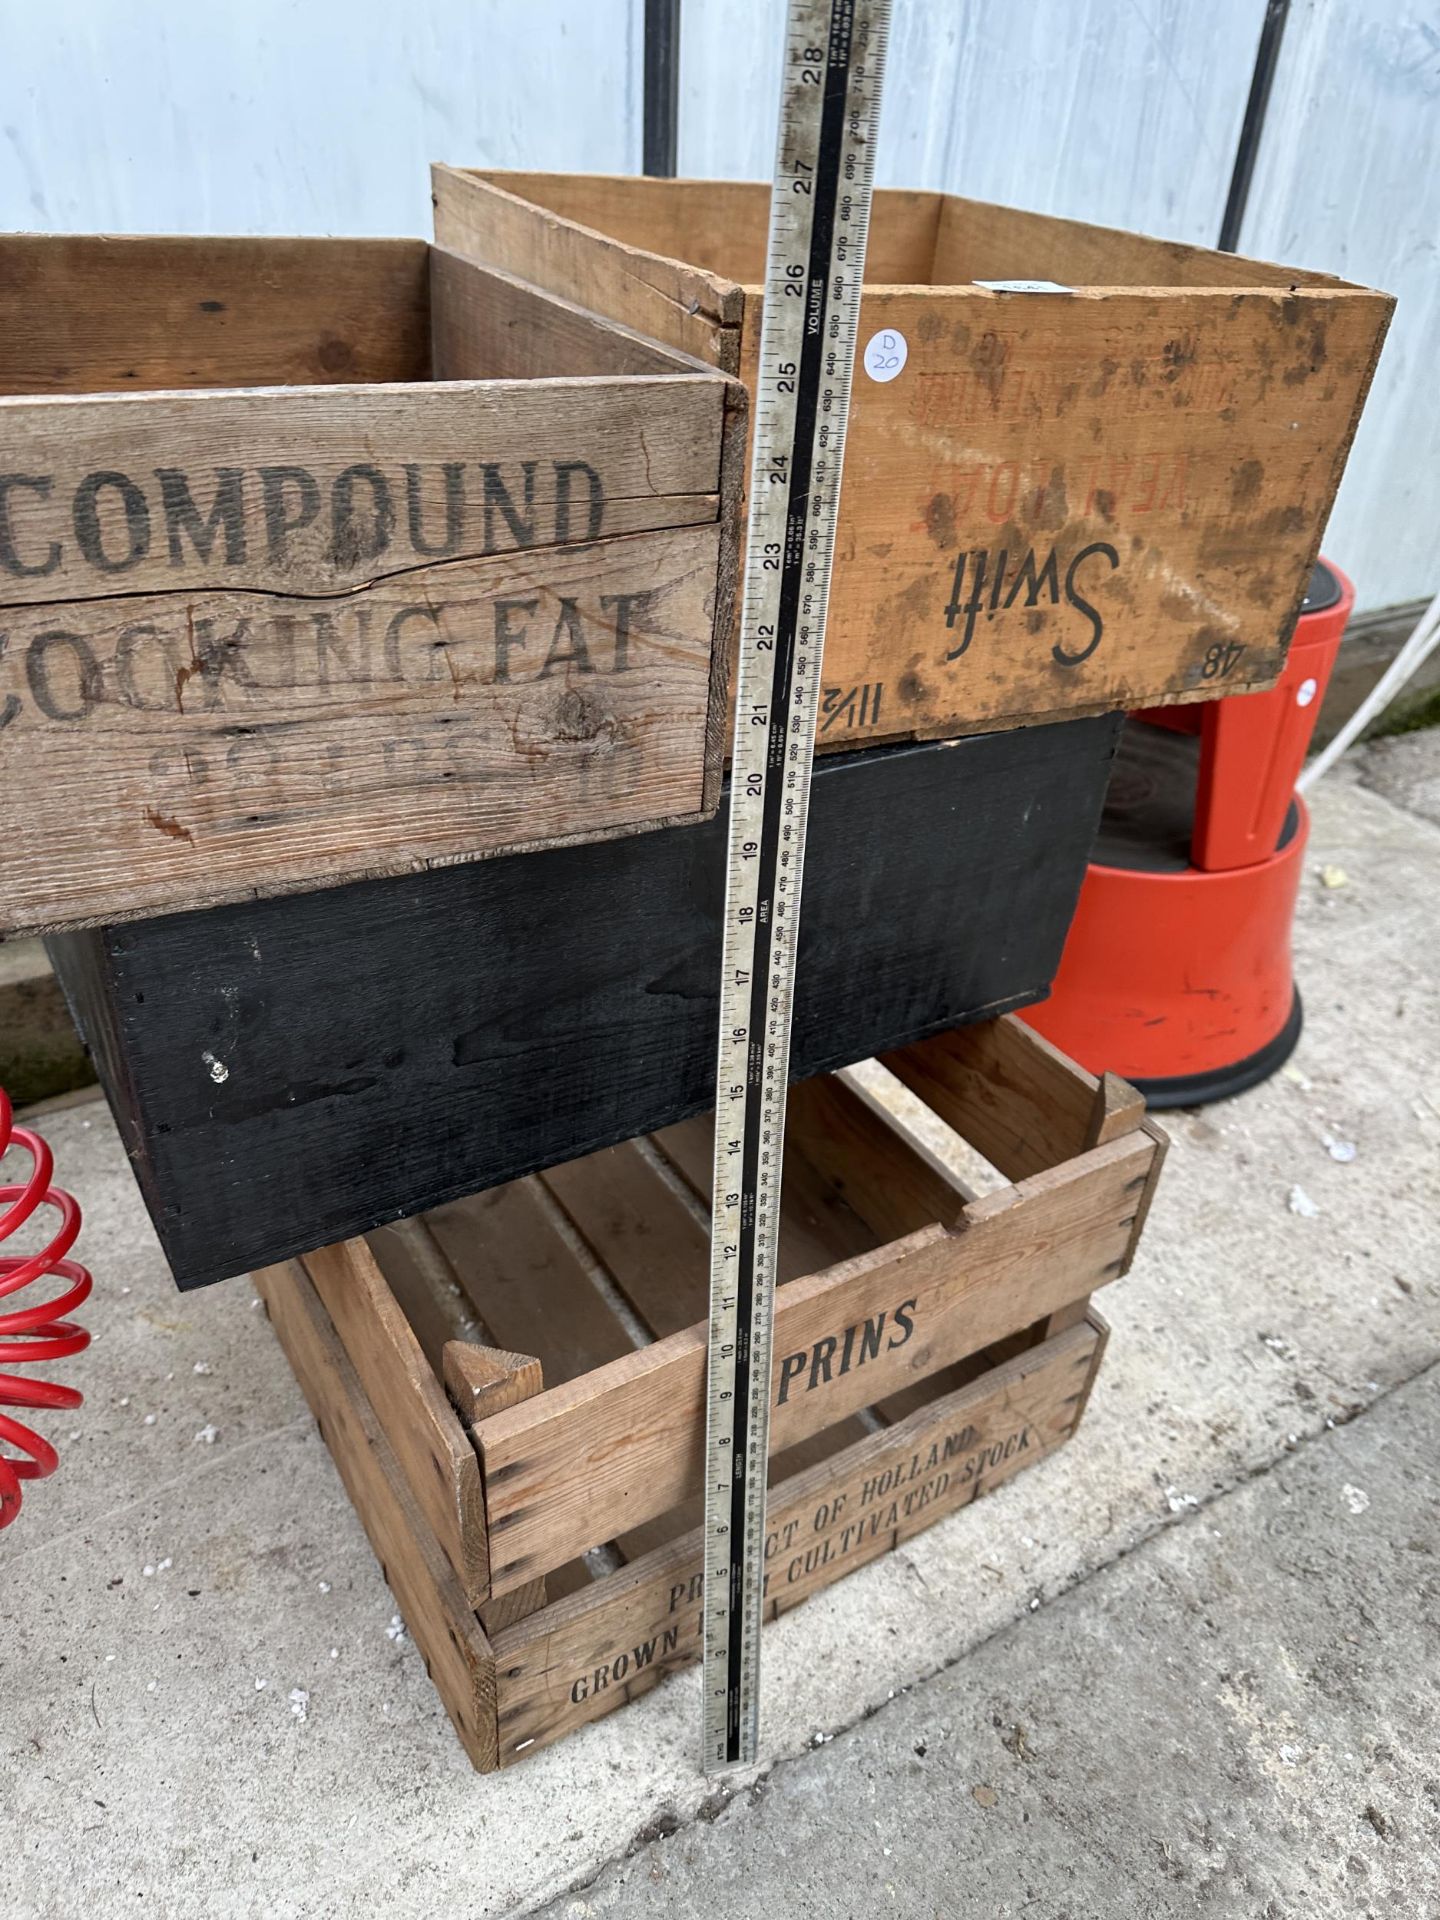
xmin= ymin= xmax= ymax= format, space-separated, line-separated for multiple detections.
xmin=433 ymin=167 xmax=1392 ymax=746
xmin=255 ymin=1014 xmax=1166 ymax=1769
xmin=0 ymin=234 xmax=744 ymax=935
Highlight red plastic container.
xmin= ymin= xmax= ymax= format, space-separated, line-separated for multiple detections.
xmin=1025 ymin=561 xmax=1352 ymax=1105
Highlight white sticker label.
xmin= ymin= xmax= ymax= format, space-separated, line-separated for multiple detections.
xmin=1296 ymin=676 xmax=1318 ymax=707
xmin=863 ymin=328 xmax=908 ymax=383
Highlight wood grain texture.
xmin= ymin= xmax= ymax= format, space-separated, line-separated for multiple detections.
xmin=928 ymin=195 xmax=1342 ymax=291
xmin=540 ymin=1141 xmax=710 ymax=1339
xmin=0 ymin=240 xmax=742 ymax=932
xmin=0 ymin=234 xmax=431 ymax=396
xmin=50 ymin=716 xmax=1121 ymax=1288
xmin=4 ymin=523 xmax=723 ymax=933
xmin=253 ymin=1259 xmax=498 ymax=1770
xmin=301 ymin=1236 xmax=488 ymax=1603
xmin=528 ymin=1128 xmax=875 ymax=1564
xmin=363 ymin=1217 xmax=486 ymax=1371
xmin=434 ymin=170 xmax=1393 ymax=745
xmin=784 ymin=1071 xmax=972 ymax=1241
xmin=0 ymin=371 xmax=725 ymax=604
xmin=489 ymin=1320 xmax=1099 ymax=1762
xmin=883 ymin=1012 xmax=1130 ymax=1182
xmin=472 ymin=1126 xmax=1157 ymax=1593
xmin=425 ymin=1179 xmax=636 ymax=1388
xmin=443 ymin=1343 xmax=544 ymax=1421
xmin=460 ymin=173 xmax=946 ymax=289
xmin=431 ymin=167 xmax=745 ymax=372
xmin=429 ymin=247 xmax=698 ymax=382
xmin=653 ymin=1113 xmax=882 ymax=1283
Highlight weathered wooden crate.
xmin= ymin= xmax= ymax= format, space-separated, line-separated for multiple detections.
xmin=50 ymin=716 xmax=1122 ymax=1289
xmin=433 ymin=167 xmax=1392 ymax=745
xmin=255 ymin=1014 xmax=1166 ymax=1769
xmin=0 ymin=234 xmax=744 ymax=934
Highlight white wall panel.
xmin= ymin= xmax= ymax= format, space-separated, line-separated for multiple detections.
xmin=0 ymin=0 xmax=641 ymax=236
xmin=681 ymin=0 xmax=1262 ymax=244
xmin=1240 ymin=0 xmax=1439 ymax=611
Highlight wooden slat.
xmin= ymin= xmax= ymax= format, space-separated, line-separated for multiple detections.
xmin=473 ymin=1128 xmax=1156 ymax=1594
xmin=490 ymin=1321 xmax=1098 ymax=1762
xmin=541 ymin=1140 xmax=709 ymax=1339
xmin=599 ymin=1125 xmax=876 ymax=1563
xmin=4 ymin=521 xmax=722 ymax=934
xmin=652 ymin=1114 xmax=882 ymax=1281
xmin=785 ymin=1071 xmax=972 ymax=1239
xmin=253 ymin=1260 xmax=498 ymax=1771
xmin=301 ymin=1237 xmax=488 ymax=1604
xmin=882 ymin=1014 xmax=1131 ymax=1181
xmin=364 ymin=1218 xmax=486 ymax=1374
xmin=428 ymin=246 xmax=703 ymax=382
xmin=0 ymin=234 xmax=431 ymax=395
xmin=462 ymin=173 xmax=945 ymax=288
xmin=424 ymin=1178 xmax=637 ymax=1388
xmin=870 ymin=1324 xmax=1044 ymax=1429
xmin=0 ymin=371 xmax=725 ymax=605
xmin=431 ymin=166 xmax=746 ymax=373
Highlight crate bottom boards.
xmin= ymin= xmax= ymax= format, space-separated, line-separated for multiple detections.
xmin=253 ymin=1016 xmax=1163 ymax=1770
xmin=259 ymin=1255 xmax=1106 ymax=1770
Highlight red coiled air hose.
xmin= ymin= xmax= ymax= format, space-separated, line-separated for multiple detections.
xmin=0 ymin=1087 xmax=92 ymax=1529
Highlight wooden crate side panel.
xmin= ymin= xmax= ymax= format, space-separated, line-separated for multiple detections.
xmin=882 ymin=1013 xmax=1122 ymax=1181
xmin=475 ymin=1130 xmax=1154 ymax=1593
xmin=0 ymin=235 xmax=431 ymax=396
xmin=0 ymin=372 xmax=725 ymax=604
xmin=430 ymin=167 xmax=744 ymax=373
xmin=930 ymin=193 xmax=1352 ymax=292
xmin=253 ymin=1260 xmax=499 ymax=1771
xmin=467 ymin=173 xmax=946 ymax=288
xmin=811 ymin=283 xmax=1394 ymax=742
xmin=302 ymin=1238 xmax=489 ymax=1604
xmin=363 ymin=1218 xmax=488 ymax=1372
xmin=2 ymin=522 xmax=724 ymax=933
xmin=491 ymin=1321 xmax=1098 ymax=1763
xmin=452 ymin=176 xmax=1393 ymax=749
xmin=428 ymin=248 xmax=708 ymax=382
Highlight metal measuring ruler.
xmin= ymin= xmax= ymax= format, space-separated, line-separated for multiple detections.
xmin=702 ymin=0 xmax=891 ymax=1774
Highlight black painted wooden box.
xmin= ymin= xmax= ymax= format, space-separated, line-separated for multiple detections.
xmin=49 ymin=716 xmax=1121 ymax=1288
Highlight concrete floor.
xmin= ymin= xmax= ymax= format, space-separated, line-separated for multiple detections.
xmin=2 ymin=731 xmax=1438 ymax=1919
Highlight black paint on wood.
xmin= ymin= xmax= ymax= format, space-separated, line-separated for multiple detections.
xmin=48 ymin=717 xmax=1122 ymax=1289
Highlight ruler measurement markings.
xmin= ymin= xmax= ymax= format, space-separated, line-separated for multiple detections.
xmin=704 ymin=0 xmax=889 ymax=1773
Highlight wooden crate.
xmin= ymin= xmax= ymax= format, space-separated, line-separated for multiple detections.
xmin=432 ymin=168 xmax=1393 ymax=745
xmin=0 ymin=235 xmax=744 ymax=935
xmin=254 ymin=1014 xmax=1167 ymax=1769
xmin=50 ymin=715 xmax=1121 ymax=1289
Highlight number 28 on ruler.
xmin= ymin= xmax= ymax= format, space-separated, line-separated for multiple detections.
xmin=703 ymin=0 xmax=890 ymax=1774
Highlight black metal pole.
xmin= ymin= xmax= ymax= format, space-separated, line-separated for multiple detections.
xmin=1219 ymin=0 xmax=1291 ymax=251
xmin=643 ymin=0 xmax=681 ymax=177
